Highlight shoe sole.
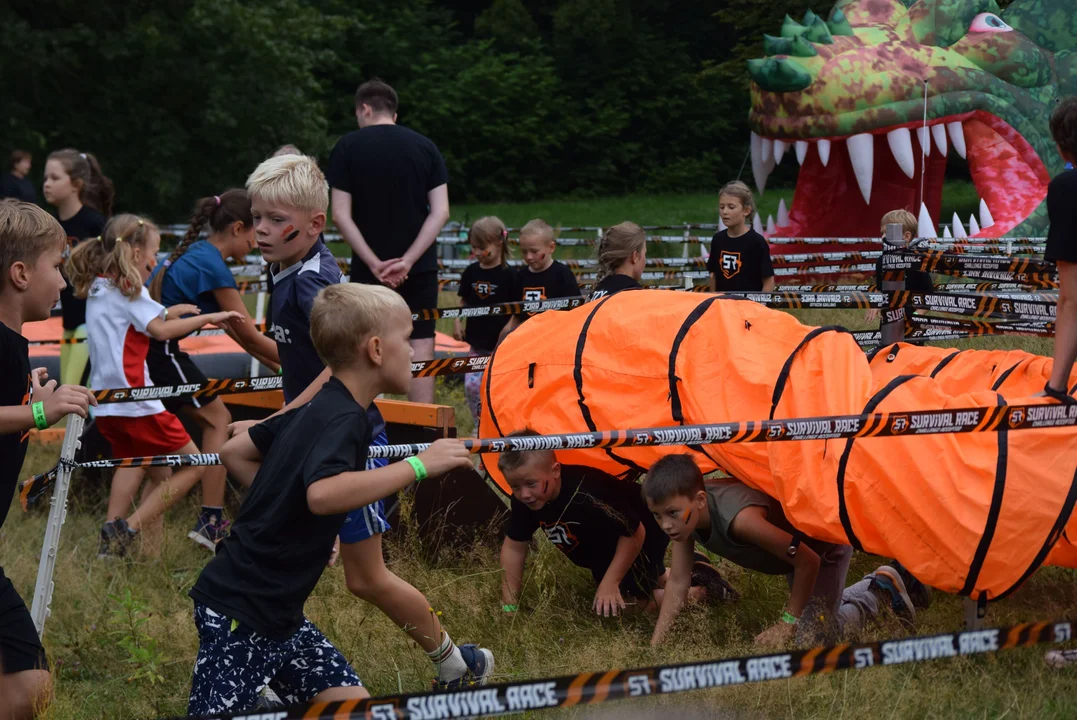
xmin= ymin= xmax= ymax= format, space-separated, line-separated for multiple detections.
xmin=874 ymin=566 xmax=916 ymax=628
xmin=475 ymin=648 xmax=495 ymax=686
xmin=691 ymin=562 xmax=740 ymax=603
xmin=188 ymin=531 xmax=217 ymax=551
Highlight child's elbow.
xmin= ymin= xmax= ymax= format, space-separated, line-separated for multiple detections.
xmin=306 ymin=484 xmax=334 ymax=515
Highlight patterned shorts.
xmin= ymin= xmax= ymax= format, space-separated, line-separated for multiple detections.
xmin=187 ymin=604 xmax=362 ymax=715
xmin=339 ymin=432 xmax=392 ymax=545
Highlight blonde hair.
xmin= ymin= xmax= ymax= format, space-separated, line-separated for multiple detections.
xmin=881 ymin=209 xmax=918 ymax=238
xmin=311 ymin=283 xmax=408 ymax=370
xmin=246 ymin=154 xmax=328 ymax=213
xmin=718 ymin=181 xmax=754 ymax=214
xmin=519 ymin=218 xmax=555 ymax=245
xmin=0 ymin=200 xmax=66 ymax=291
xmin=66 ymin=214 xmax=159 ymax=300
xmin=469 ymin=216 xmax=510 ymax=266
xmin=596 ymin=221 xmax=646 ymax=282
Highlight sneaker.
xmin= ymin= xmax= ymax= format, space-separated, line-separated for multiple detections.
xmin=434 ymin=644 xmax=495 ymax=690
xmin=870 ymin=565 xmax=916 ymax=629
xmin=892 ymin=559 xmax=932 ymax=610
xmin=188 ymin=512 xmax=229 ymax=551
xmin=97 ymin=518 xmax=137 ymax=559
xmin=691 ymin=554 xmax=740 ymax=603
xmin=1044 ymin=649 xmax=1077 ymax=668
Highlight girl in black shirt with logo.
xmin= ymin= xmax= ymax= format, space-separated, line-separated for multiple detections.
xmin=706 ymin=181 xmax=775 ymax=293
xmin=453 ymin=216 xmax=514 ymax=428
xmin=589 ymin=221 xmax=646 ymax=301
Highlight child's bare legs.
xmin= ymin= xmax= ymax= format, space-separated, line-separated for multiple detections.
xmin=340 ymin=535 xmax=442 ymax=653
xmin=311 ymin=686 xmax=370 ymax=703
xmin=106 ymin=467 xmax=146 ymax=521
xmin=125 ymin=441 xmax=205 ymax=532
xmin=184 ymin=398 xmax=230 ymax=508
xmin=0 ymin=668 xmax=51 ymax=720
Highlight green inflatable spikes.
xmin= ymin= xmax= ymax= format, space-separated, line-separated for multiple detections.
xmin=748 ymin=57 xmax=813 ymax=92
xmin=780 ymin=14 xmax=808 ymax=38
xmin=763 ymin=34 xmax=795 ymax=56
xmin=827 ymin=9 xmax=855 ymax=36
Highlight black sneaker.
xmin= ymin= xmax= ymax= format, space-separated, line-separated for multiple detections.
xmin=892 ymin=559 xmax=932 ymax=610
xmin=188 ymin=512 xmax=230 ymax=551
xmin=97 ymin=518 xmax=137 ymax=559
xmin=691 ymin=553 xmax=740 ymax=603
xmin=870 ymin=565 xmax=916 ymax=630
xmin=434 ymin=644 xmax=495 ymax=690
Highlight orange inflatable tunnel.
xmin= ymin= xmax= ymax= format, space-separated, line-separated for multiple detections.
xmin=478 ymin=290 xmax=1077 ymax=600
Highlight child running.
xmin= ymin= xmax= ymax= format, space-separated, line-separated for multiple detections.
xmin=589 ymin=221 xmax=647 ymax=301
xmin=452 ymin=216 xmax=514 ymax=428
xmin=498 ymin=431 xmax=735 ymax=618
xmin=245 ymin=154 xmax=494 ymax=691
xmin=66 ymin=214 xmax=242 ymax=557
xmin=706 ymin=181 xmax=774 ymax=292
xmin=499 ymin=219 xmax=579 ymax=341
xmin=147 ymin=189 xmax=281 ymax=550
xmin=42 ymin=149 xmax=113 ymax=386
xmin=187 ymin=284 xmax=474 ymax=714
xmin=643 ymin=455 xmax=921 ymax=647
xmin=0 ymin=200 xmax=97 ymax=720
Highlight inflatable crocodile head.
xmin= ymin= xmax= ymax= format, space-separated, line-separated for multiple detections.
xmin=748 ymin=0 xmax=1076 ymax=238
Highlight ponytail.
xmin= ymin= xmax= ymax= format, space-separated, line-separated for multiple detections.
xmin=67 ymin=214 xmax=158 ymax=300
xmin=468 ymin=216 xmax=510 ymax=267
xmin=149 ymin=189 xmax=252 ymax=301
xmin=47 ymin=149 xmax=115 ymax=217
xmin=595 ymin=222 xmax=646 ymax=283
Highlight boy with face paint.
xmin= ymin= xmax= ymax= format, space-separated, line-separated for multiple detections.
xmin=498 ymin=431 xmax=734 ymax=618
xmin=498 ymin=219 xmax=580 ymax=343
xmin=643 ymin=455 xmax=922 ymax=648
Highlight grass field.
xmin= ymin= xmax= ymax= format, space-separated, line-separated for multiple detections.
xmin=8 ymin=188 xmax=1074 ymax=718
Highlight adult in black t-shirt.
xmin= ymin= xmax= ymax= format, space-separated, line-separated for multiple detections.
xmin=589 ymin=273 xmax=642 ymax=301
xmin=0 ymin=152 xmax=35 ymax=203
xmin=706 ymin=228 xmax=775 ymax=292
xmin=456 ymin=263 xmax=515 ymax=353
xmin=501 ymin=462 xmax=669 ymax=611
xmin=1045 ymin=158 xmax=1077 ymax=398
xmin=327 ymin=79 xmax=449 ymax=404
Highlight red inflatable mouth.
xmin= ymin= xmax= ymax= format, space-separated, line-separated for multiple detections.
xmin=755 ymin=111 xmax=1050 ymax=240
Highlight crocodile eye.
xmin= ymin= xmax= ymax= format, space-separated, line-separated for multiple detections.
xmin=969 ymin=12 xmax=1012 ymax=33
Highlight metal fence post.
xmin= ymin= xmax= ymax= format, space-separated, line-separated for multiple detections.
xmin=31 ymin=414 xmax=85 ymax=637
xmin=879 ymin=223 xmax=907 ymax=346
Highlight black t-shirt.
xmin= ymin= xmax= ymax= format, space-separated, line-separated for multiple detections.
xmin=326 ymin=125 xmax=448 ymax=277
xmin=457 ymin=263 xmax=515 ymax=352
xmin=0 ymin=173 xmax=36 ymax=203
xmin=874 ymin=255 xmax=933 ymax=291
xmin=190 ymin=378 xmax=371 ymax=640
xmin=1045 ymin=170 xmax=1077 ymax=264
xmin=0 ymin=321 xmax=32 ymax=533
xmin=58 ymin=206 xmax=107 ymax=330
xmin=505 ymin=465 xmax=668 ymax=585
xmin=514 ymin=261 xmax=581 ymax=321
xmin=589 ymin=274 xmax=642 ymax=301
xmin=706 ymin=229 xmax=774 ymax=291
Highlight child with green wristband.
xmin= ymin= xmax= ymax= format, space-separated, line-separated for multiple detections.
xmin=0 ymin=200 xmax=97 ymax=719
xmin=643 ymin=455 xmax=921 ymax=648
xmin=187 ymin=283 xmax=479 ymax=715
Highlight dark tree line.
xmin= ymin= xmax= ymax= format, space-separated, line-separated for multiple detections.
xmin=3 ymin=0 xmax=830 ymax=218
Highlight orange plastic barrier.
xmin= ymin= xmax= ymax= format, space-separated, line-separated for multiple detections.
xmin=479 ymin=290 xmax=1077 ymax=600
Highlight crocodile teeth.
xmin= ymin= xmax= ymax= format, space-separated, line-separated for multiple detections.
xmin=818 ymin=139 xmax=832 ymax=167
xmin=916 ymin=126 xmax=931 ymax=157
xmin=918 ymin=203 xmax=937 ymax=238
xmin=773 ymin=139 xmax=787 ymax=165
xmin=887 ymin=128 xmax=916 ymax=179
xmin=778 ymin=198 xmax=790 ymax=226
xmin=750 ymin=132 xmax=774 ymax=193
xmin=761 ymin=137 xmax=774 ymax=165
xmin=795 ymin=140 xmax=808 ymax=165
xmin=979 ymin=198 xmax=995 ymax=228
xmin=969 ymin=215 xmax=981 ymax=236
xmin=943 ymin=226 xmax=952 ymax=238
xmin=947 ymin=121 xmax=967 ymax=160
xmin=847 ymin=133 xmax=874 ymax=205
xmin=766 ymin=214 xmax=776 ymax=234
xmin=753 ymin=213 xmax=765 ymax=235
xmin=931 ymin=124 xmax=948 ymax=156
xmin=952 ymin=213 xmax=968 ymax=238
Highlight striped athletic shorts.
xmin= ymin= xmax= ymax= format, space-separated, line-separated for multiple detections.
xmin=339 ymin=429 xmax=391 ymax=545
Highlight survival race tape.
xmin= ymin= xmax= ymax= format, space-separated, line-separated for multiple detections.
xmin=893 ymin=291 xmax=1057 ymax=322
xmin=882 ymin=249 xmax=1059 ymax=287
xmin=906 ymin=315 xmax=1054 ymax=340
xmin=164 ymin=620 xmax=1073 ymax=720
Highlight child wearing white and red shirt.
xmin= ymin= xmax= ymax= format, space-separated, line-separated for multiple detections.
xmin=67 ymin=214 xmax=240 ymax=557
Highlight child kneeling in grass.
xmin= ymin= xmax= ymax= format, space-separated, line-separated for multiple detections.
xmin=186 ymin=283 xmax=474 ymax=714
xmin=643 ymin=455 xmax=921 ymax=648
xmin=498 ymin=431 xmax=736 ymax=618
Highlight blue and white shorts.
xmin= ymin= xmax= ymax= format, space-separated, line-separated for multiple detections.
xmin=187 ymin=604 xmax=361 ymax=715
xmin=340 ymin=432 xmax=392 ymax=545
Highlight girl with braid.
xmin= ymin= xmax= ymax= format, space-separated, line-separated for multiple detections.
xmin=589 ymin=221 xmax=646 ymax=301
xmin=147 ymin=190 xmax=280 ymax=549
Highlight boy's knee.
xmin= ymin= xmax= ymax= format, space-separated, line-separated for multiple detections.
xmin=1 ymin=669 xmax=53 ymax=719
xmin=345 ymin=566 xmax=394 ymax=601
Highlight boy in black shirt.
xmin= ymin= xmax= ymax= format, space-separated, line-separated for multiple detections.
xmin=499 ymin=219 xmax=580 ymax=341
xmin=498 ymin=431 xmax=733 ymax=617
xmin=0 ymin=201 xmax=96 ymax=719
xmin=707 ymin=181 xmax=775 ymax=292
xmin=187 ymin=284 xmax=475 ymax=715
xmin=1045 ymin=97 xmax=1077 ymax=401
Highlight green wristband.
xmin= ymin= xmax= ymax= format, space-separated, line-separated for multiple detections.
xmin=31 ymin=401 xmax=48 ymax=431
xmin=780 ymin=611 xmax=798 ymax=625
xmin=502 ymin=604 xmax=518 ymax=613
xmin=405 ymin=456 xmax=427 ymax=482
